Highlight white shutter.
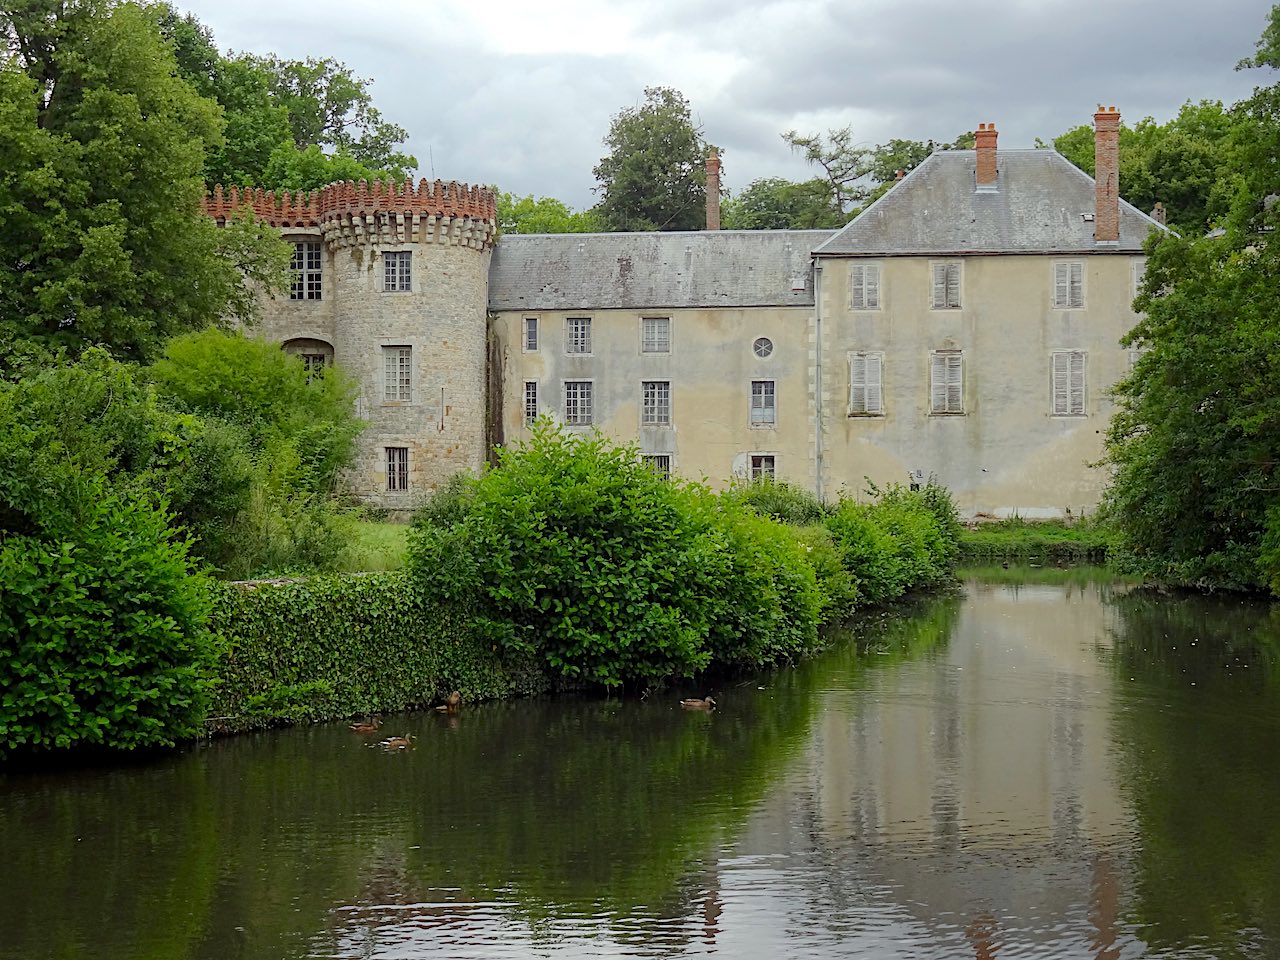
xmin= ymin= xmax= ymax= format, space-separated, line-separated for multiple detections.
xmin=1069 ymin=351 xmax=1085 ymax=414
xmin=946 ymin=264 xmax=960 ymax=308
xmin=865 ymin=264 xmax=879 ymax=308
xmin=946 ymin=354 xmax=962 ymax=411
xmin=1052 ymin=351 xmax=1086 ymax=414
xmin=1052 ymin=351 xmax=1070 ymax=414
xmin=850 ymin=354 xmax=866 ymax=411
xmin=851 ymin=266 xmax=865 ymax=309
xmin=932 ymin=263 xmax=947 ymax=308
xmin=1069 ymin=262 xmax=1083 ymax=307
xmin=865 ymin=354 xmax=883 ymax=413
xmin=930 ymin=353 xmax=947 ymax=411
xmin=1054 ymin=262 xmax=1070 ymax=307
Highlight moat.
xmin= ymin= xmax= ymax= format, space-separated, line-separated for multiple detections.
xmin=3 ymin=569 xmax=1279 ymax=959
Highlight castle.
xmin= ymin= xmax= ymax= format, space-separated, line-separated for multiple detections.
xmin=204 ymin=108 xmax=1160 ymax=517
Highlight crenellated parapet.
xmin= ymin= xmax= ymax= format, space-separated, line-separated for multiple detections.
xmin=203 ymin=179 xmax=498 ymax=250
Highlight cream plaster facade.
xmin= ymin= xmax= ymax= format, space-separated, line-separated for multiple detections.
xmin=216 ymin=115 xmax=1161 ymax=517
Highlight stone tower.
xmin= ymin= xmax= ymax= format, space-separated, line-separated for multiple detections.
xmin=204 ymin=180 xmax=497 ymax=510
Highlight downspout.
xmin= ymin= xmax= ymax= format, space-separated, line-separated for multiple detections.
xmin=813 ymin=259 xmax=825 ymax=502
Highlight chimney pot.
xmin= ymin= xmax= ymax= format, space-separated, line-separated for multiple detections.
xmin=975 ymin=122 xmax=998 ymax=190
xmin=1093 ymin=106 xmax=1121 ymax=242
xmin=705 ymin=151 xmax=721 ymax=231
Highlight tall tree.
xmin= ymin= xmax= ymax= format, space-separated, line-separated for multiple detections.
xmin=1052 ymin=101 xmax=1237 ymax=233
xmin=0 ymin=0 xmax=287 ymax=368
xmin=593 ymin=87 xmax=713 ymax=232
xmin=497 ymin=193 xmax=602 ymax=234
xmin=720 ymin=177 xmax=844 ymax=230
xmin=1103 ymin=6 xmax=1280 ymax=593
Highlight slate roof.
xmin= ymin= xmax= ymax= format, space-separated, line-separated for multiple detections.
xmin=813 ymin=149 xmax=1163 ymax=257
xmin=488 ymin=229 xmax=835 ymax=312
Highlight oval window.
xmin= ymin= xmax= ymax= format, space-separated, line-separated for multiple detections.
xmin=753 ymin=337 xmax=774 ymax=358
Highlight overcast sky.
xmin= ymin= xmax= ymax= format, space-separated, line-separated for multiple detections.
xmin=181 ymin=0 xmax=1276 ymax=209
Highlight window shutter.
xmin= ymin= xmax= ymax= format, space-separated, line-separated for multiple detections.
xmin=866 ymin=354 xmax=883 ymax=413
xmin=850 ymin=354 xmax=866 ymax=410
xmin=865 ymin=265 xmax=879 ymax=308
xmin=1069 ymin=351 xmax=1085 ymax=414
xmin=1069 ymin=263 xmax=1083 ymax=308
xmin=932 ymin=264 xmax=947 ymax=308
xmin=1055 ymin=262 xmax=1069 ymax=307
xmin=931 ymin=353 xmax=947 ymax=411
xmin=946 ymin=264 xmax=960 ymax=308
xmin=1052 ymin=351 xmax=1069 ymax=414
xmin=946 ymin=354 xmax=962 ymax=410
xmin=851 ymin=266 xmax=865 ymax=309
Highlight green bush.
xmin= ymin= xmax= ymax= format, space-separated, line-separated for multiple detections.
xmin=0 ymin=489 xmax=212 ymax=754
xmin=207 ymin=572 xmax=549 ymax=731
xmin=726 ymin=478 xmax=828 ymax=525
xmin=825 ymin=500 xmax=909 ymax=605
xmin=408 ymin=425 xmax=823 ymax=688
xmin=791 ymin=524 xmax=860 ymax=621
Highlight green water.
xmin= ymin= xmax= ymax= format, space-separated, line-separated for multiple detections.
xmin=3 ymin=569 xmax=1279 ymax=958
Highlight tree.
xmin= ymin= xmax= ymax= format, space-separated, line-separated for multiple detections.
xmin=1103 ymin=6 xmax=1280 ymax=593
xmin=1052 ymin=101 xmax=1237 ymax=233
xmin=720 ymin=177 xmax=844 ymax=230
xmin=0 ymin=0 xmax=286 ymax=367
xmin=592 ymin=87 xmax=714 ymax=232
xmin=497 ymin=192 xmax=603 ymax=234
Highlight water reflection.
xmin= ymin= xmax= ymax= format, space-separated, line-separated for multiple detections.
xmin=2 ymin=571 xmax=1278 ymax=958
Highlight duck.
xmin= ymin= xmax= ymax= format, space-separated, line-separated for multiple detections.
xmin=348 ymin=716 xmax=382 ymax=734
xmin=680 ymin=696 xmax=717 ymax=711
xmin=434 ymin=690 xmax=462 ymax=714
xmin=379 ymin=734 xmax=416 ymax=750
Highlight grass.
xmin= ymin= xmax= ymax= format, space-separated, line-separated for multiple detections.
xmin=335 ymin=520 xmax=411 ymax=572
xmin=958 ymin=517 xmax=1116 ymax=563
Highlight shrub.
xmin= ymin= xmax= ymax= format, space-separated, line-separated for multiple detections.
xmin=0 ymin=488 xmax=211 ymax=754
xmin=726 ymin=478 xmax=828 ymax=525
xmin=791 ymin=524 xmax=860 ymax=622
xmin=825 ymin=500 xmax=909 ymax=605
xmin=408 ymin=424 xmax=822 ymax=688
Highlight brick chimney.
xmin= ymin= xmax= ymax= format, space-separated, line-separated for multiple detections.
xmin=705 ymin=151 xmax=721 ymax=231
xmin=975 ymin=122 xmax=998 ymax=190
xmin=1094 ymin=105 xmax=1121 ymax=243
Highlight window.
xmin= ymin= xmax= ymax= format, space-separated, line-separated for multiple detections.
xmin=384 ymin=251 xmax=411 ymax=292
xmin=753 ymin=337 xmax=774 ymax=358
xmin=850 ymin=263 xmax=880 ymax=310
xmin=642 ymin=454 xmax=671 ymax=477
xmin=931 ymin=262 xmax=961 ymax=309
xmin=1132 ymin=257 xmax=1147 ymax=300
xmin=1051 ymin=350 xmax=1086 ymax=416
xmin=1053 ymin=261 xmax=1084 ymax=308
xmin=566 ymin=317 xmax=592 ymax=354
xmin=383 ymin=346 xmax=412 ymax=402
xmin=563 ymin=380 xmax=593 ymax=425
xmin=641 ymin=317 xmax=671 ymax=353
xmin=849 ymin=352 xmax=884 ymax=415
xmin=524 ymin=317 xmax=539 ymax=352
xmin=524 ymin=380 xmax=539 ymax=426
xmin=386 ymin=447 xmax=409 ymax=492
xmin=300 ymin=353 xmax=326 ymax=373
xmin=290 ymin=241 xmax=322 ymax=300
xmin=750 ymin=455 xmax=776 ymax=480
xmin=930 ymin=350 xmax=964 ymax=414
xmin=750 ymin=380 xmax=776 ymax=426
xmin=641 ymin=380 xmax=671 ymax=425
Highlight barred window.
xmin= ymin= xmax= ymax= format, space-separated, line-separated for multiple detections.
xmin=383 ymin=346 xmax=412 ymax=402
xmin=750 ymin=380 xmax=776 ymax=426
xmin=566 ymin=317 xmax=592 ymax=354
xmin=290 ymin=241 xmax=322 ymax=300
xmin=386 ymin=447 xmax=409 ymax=492
xmin=641 ymin=317 xmax=670 ymax=353
xmin=1051 ymin=350 xmax=1086 ymax=416
xmin=563 ymin=380 xmax=593 ymax=425
xmin=1053 ymin=261 xmax=1084 ymax=308
xmin=642 ymin=454 xmax=671 ymax=477
xmin=930 ymin=350 xmax=964 ymax=414
xmin=524 ymin=317 xmax=539 ymax=351
xmin=750 ymin=454 xmax=776 ymax=480
xmin=641 ymin=380 xmax=671 ymax=425
xmin=850 ymin=263 xmax=880 ymax=310
xmin=931 ymin=261 xmax=961 ymax=309
xmin=849 ymin=352 xmax=884 ymax=415
xmin=524 ymin=380 xmax=539 ymax=426
xmin=384 ymin=251 xmax=411 ymax=292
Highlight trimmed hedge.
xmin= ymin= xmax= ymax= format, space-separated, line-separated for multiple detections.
xmin=206 ymin=573 xmax=552 ymax=733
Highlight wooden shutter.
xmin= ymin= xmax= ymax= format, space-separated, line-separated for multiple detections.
xmin=851 ymin=265 xmax=865 ymax=309
xmin=850 ymin=353 xmax=882 ymax=413
xmin=945 ymin=264 xmax=960 ymax=308
xmin=865 ymin=353 xmax=883 ymax=412
xmin=1052 ymin=351 xmax=1085 ymax=414
xmin=865 ymin=264 xmax=879 ymax=308
xmin=1055 ymin=262 xmax=1084 ymax=307
xmin=932 ymin=263 xmax=947 ymax=308
xmin=932 ymin=352 xmax=962 ymax=413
